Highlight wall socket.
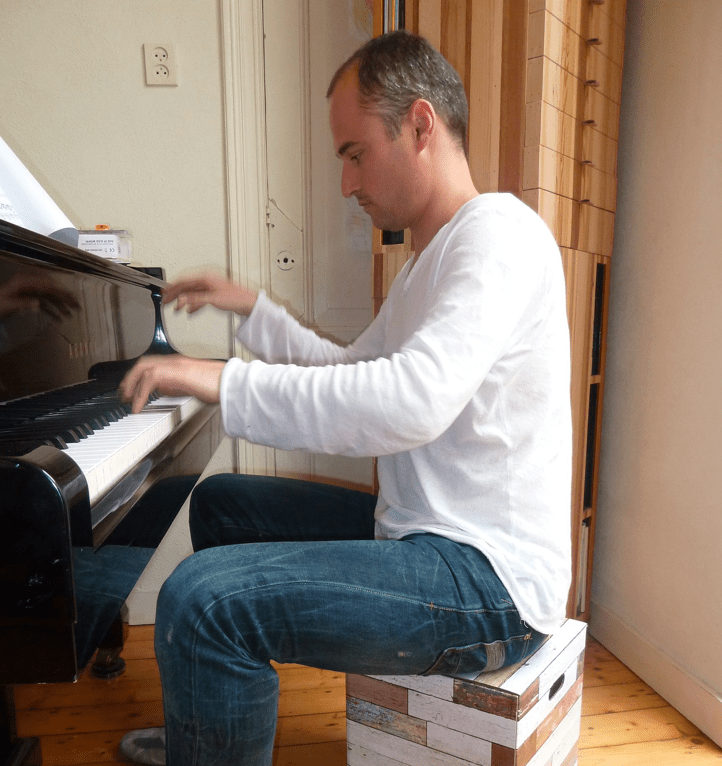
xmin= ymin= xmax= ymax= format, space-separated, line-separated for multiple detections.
xmin=144 ymin=43 xmax=178 ymax=86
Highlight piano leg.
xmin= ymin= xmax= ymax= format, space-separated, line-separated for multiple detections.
xmin=90 ymin=613 xmax=128 ymax=679
xmin=1 ymin=687 xmax=40 ymax=766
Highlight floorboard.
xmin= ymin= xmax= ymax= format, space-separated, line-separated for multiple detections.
xmin=11 ymin=627 xmax=722 ymax=765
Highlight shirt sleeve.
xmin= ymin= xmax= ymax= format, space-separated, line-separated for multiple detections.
xmin=235 ymin=290 xmax=389 ymax=367
xmin=221 ymin=205 xmax=555 ymax=457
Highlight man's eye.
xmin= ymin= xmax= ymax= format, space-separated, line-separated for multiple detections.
xmin=351 ymin=153 xmax=361 ymax=165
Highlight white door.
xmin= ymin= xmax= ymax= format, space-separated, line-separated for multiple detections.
xmin=258 ymin=0 xmax=375 ymax=489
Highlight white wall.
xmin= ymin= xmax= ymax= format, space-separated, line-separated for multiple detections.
xmin=0 ymin=1 xmax=231 ymax=360
xmin=591 ymin=0 xmax=722 ymax=745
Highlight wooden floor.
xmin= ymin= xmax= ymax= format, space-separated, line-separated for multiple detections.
xmin=12 ymin=626 xmax=722 ymax=765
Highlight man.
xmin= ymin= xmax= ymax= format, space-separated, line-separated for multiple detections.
xmin=119 ymin=30 xmax=571 ymax=766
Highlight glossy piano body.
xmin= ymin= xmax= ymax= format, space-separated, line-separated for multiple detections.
xmin=0 ymin=220 xmax=221 ymax=691
xmin=0 ymin=221 xmax=169 ymax=406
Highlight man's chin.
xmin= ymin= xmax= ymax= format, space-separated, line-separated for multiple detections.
xmin=367 ymin=210 xmax=403 ymax=233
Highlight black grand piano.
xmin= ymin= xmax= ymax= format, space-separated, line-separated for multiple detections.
xmin=0 ymin=220 xmax=222 ymax=765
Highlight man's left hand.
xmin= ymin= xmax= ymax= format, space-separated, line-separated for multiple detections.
xmin=119 ymin=355 xmax=226 ymax=414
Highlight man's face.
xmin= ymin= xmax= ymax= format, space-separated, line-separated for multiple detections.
xmin=329 ymin=70 xmax=418 ymax=233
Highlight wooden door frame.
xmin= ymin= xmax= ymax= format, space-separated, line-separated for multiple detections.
xmin=219 ymin=0 xmax=275 ymax=475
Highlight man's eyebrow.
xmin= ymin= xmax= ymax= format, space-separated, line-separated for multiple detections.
xmin=336 ymin=141 xmax=359 ymax=158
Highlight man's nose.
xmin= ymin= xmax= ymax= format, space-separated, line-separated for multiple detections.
xmin=341 ymin=161 xmax=359 ymax=198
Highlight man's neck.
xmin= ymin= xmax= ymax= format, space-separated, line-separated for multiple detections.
xmin=410 ymin=183 xmax=479 ymax=262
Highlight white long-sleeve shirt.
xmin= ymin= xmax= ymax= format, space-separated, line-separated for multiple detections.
xmin=221 ymin=193 xmax=572 ymax=633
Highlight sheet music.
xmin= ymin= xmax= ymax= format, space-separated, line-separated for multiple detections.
xmin=0 ymin=135 xmax=78 ymax=246
xmin=0 ymin=180 xmax=23 ymax=227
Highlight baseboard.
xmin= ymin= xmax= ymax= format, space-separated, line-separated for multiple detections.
xmin=589 ymin=600 xmax=722 ymax=748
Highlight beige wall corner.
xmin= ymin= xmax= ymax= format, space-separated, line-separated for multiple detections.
xmin=592 ymin=0 xmax=722 ymax=735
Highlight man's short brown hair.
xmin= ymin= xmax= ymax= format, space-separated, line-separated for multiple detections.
xmin=327 ymin=30 xmax=469 ymax=156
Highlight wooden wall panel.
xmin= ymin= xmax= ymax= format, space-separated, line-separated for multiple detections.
xmin=583 ymin=86 xmax=620 ymax=141
xmin=580 ymin=163 xmax=616 ymax=212
xmin=528 ymin=9 xmax=585 ymax=80
xmin=439 ymin=0 xmax=470 ymax=84
xmin=523 ymin=187 xmax=577 ymax=248
xmin=523 ymin=191 xmax=614 ymax=259
xmin=382 ymin=244 xmax=413 ymax=296
xmin=498 ymin=0 xmax=529 ymax=197
xmin=601 ymin=0 xmax=627 ymax=30
xmin=578 ymin=203 xmax=615 ymax=256
xmin=587 ymin=8 xmax=625 ymax=67
xmin=531 ymin=0 xmax=584 ymax=34
xmin=526 ymin=100 xmax=579 ymax=160
xmin=524 ymin=143 xmax=578 ymax=200
xmin=416 ymin=0 xmax=443 ymax=47
xmin=582 ymin=125 xmax=618 ymax=177
xmin=586 ymin=45 xmax=623 ymax=105
xmin=467 ymin=0 xmax=504 ymax=193
xmin=528 ymin=56 xmax=585 ymax=125
xmin=525 ymin=0 xmax=624 ymax=620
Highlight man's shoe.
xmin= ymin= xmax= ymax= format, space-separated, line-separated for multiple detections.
xmin=118 ymin=727 xmax=166 ymax=765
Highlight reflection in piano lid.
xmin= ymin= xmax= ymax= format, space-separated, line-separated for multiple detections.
xmin=0 ymin=220 xmax=221 ymax=693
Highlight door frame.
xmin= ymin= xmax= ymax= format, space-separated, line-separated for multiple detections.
xmin=220 ymin=0 xmax=275 ymax=475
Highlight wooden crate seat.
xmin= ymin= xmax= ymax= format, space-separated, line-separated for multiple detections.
xmin=346 ymin=618 xmax=587 ymax=766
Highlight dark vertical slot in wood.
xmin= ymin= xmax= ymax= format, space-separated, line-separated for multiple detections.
xmin=591 ymin=262 xmax=606 ymax=376
xmin=583 ymin=382 xmax=599 ymax=509
xmin=381 ymin=230 xmax=404 ymax=245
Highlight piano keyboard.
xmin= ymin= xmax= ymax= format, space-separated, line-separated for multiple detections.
xmin=63 ymin=395 xmax=203 ymax=504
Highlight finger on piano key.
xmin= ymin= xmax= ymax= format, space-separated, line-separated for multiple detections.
xmin=62 ymin=396 xmax=203 ymax=503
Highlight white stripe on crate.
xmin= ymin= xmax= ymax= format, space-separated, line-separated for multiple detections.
xmin=407 ymin=691 xmax=517 ymax=748
xmin=347 ymin=721 xmax=480 ymax=766
xmin=347 ymin=742 xmax=409 ymax=766
xmin=426 ymin=721 xmax=493 ymax=766
xmin=369 ymin=674 xmax=455 ymax=701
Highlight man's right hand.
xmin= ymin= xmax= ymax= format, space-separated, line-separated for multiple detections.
xmin=162 ymin=272 xmax=258 ymax=317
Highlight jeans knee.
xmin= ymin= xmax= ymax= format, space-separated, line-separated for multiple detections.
xmin=189 ymin=475 xmax=228 ymax=550
xmin=155 ymin=554 xmax=209 ymax=652
xmin=189 ymin=475 xmax=220 ymax=521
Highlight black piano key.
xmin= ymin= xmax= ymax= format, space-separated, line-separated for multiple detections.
xmin=88 ymin=415 xmax=109 ymax=429
xmin=0 ymin=435 xmax=66 ymax=455
xmin=2 ymin=425 xmax=83 ymax=444
xmin=0 ymin=382 xmax=168 ymax=460
xmin=34 ymin=416 xmax=94 ymax=438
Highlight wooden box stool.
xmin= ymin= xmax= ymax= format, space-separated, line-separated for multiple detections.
xmin=346 ymin=618 xmax=586 ymax=766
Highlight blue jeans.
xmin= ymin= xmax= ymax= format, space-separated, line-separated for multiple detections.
xmin=154 ymin=474 xmax=546 ymax=766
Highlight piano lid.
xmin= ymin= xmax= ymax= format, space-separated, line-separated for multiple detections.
xmin=0 ymin=219 xmax=173 ymax=406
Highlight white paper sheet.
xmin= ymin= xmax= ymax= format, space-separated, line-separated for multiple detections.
xmin=0 ymin=135 xmax=78 ymax=246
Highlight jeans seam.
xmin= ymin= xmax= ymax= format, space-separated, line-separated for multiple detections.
xmin=192 ymin=579 xmax=520 ymax=618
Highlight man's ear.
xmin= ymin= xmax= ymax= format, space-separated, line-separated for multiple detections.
xmin=409 ymin=99 xmax=435 ymax=148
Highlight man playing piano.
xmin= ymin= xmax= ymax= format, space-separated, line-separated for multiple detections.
xmin=119 ymin=30 xmax=572 ymax=766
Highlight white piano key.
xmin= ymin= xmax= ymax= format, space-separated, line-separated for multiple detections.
xmin=63 ymin=395 xmax=204 ymax=503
